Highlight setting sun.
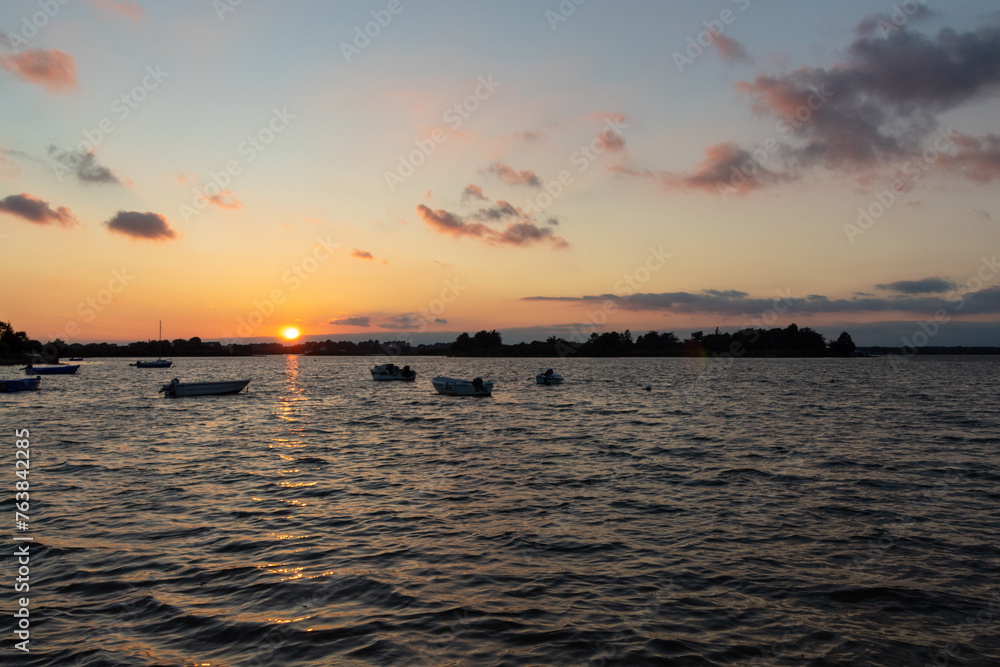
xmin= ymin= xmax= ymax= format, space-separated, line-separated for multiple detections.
xmin=282 ymin=327 xmax=300 ymax=340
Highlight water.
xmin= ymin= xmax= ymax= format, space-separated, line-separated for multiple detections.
xmin=3 ymin=356 xmax=999 ymax=666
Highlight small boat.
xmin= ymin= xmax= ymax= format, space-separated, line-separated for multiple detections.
xmin=536 ymin=368 xmax=563 ymax=385
xmin=68 ymin=357 xmax=84 ymax=361
xmin=0 ymin=377 xmax=41 ymax=393
xmin=159 ymin=378 xmax=250 ymax=397
xmin=133 ymin=321 xmax=172 ymax=368
xmin=370 ymin=363 xmax=416 ymax=381
xmin=431 ymin=376 xmax=493 ymax=397
xmin=24 ymin=364 xmax=79 ymax=375
xmin=132 ymin=359 xmax=173 ymax=368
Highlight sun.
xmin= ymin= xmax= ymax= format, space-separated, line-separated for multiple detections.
xmin=282 ymin=326 xmax=300 ymax=340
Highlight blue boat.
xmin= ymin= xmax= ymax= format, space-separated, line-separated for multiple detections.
xmin=24 ymin=364 xmax=79 ymax=375
xmin=1 ymin=377 xmax=41 ymax=392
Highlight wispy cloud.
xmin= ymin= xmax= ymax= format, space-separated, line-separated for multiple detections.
xmin=351 ymin=249 xmax=374 ymax=260
xmin=482 ymin=162 xmax=542 ymax=188
xmin=462 ymin=183 xmax=488 ymax=203
xmin=90 ymin=0 xmax=145 ymax=21
xmin=106 ymin=211 xmax=180 ymax=241
xmin=0 ymin=193 xmax=78 ymax=227
xmin=715 ymin=35 xmax=752 ymax=65
xmin=0 ymin=49 xmax=76 ymax=93
xmin=207 ymin=189 xmax=242 ymax=210
xmin=49 ymin=147 xmax=120 ymax=185
xmin=523 ymin=285 xmax=1000 ymax=316
xmin=417 ymin=204 xmax=568 ymax=249
xmin=330 ymin=316 xmax=371 ymax=327
xmin=875 ymin=277 xmax=956 ymax=294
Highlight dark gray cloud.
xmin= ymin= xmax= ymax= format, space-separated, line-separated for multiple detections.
xmin=0 ymin=193 xmax=78 ymax=227
xmin=482 ymin=162 xmax=542 ymax=188
xmin=329 ymin=316 xmax=371 ymax=327
xmin=522 ymin=286 xmax=1000 ymax=316
xmin=49 ymin=147 xmax=120 ymax=185
xmin=417 ymin=204 xmax=568 ymax=249
xmin=105 ymin=211 xmax=179 ymax=241
xmin=876 ymin=277 xmax=957 ymax=293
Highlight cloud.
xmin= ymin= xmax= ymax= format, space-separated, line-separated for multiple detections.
xmin=513 ymin=131 xmax=543 ymax=142
xmin=49 ymin=148 xmax=120 ymax=185
xmin=351 ymin=249 xmax=374 ymax=260
xmin=875 ymin=277 xmax=957 ymax=294
xmin=90 ymin=0 xmax=145 ymax=21
xmin=0 ymin=49 xmax=76 ymax=93
xmin=462 ymin=183 xmax=488 ymax=202
xmin=522 ymin=286 xmax=1000 ymax=316
xmin=207 ymin=189 xmax=242 ymax=210
xmin=937 ymin=132 xmax=1000 ymax=182
xmin=715 ymin=35 xmax=752 ymax=65
xmin=0 ymin=193 xmax=78 ymax=227
xmin=971 ymin=209 xmax=992 ymax=220
xmin=482 ymin=162 xmax=542 ymax=187
xmin=598 ymin=128 xmax=626 ymax=152
xmin=330 ymin=316 xmax=371 ymax=327
xmin=105 ymin=211 xmax=179 ymax=241
xmin=622 ymin=24 xmax=1000 ymax=195
xmin=856 ymin=5 xmax=936 ymax=37
xmin=417 ymin=204 xmax=567 ymax=249
xmin=470 ymin=200 xmax=522 ymax=221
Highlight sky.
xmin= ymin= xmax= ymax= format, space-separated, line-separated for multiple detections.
xmin=1 ymin=0 xmax=999 ymax=347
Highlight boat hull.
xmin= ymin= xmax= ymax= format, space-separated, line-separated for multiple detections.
xmin=536 ymin=374 xmax=564 ymax=385
xmin=134 ymin=360 xmax=173 ymax=368
xmin=370 ymin=364 xmax=416 ymax=381
xmin=0 ymin=377 xmax=41 ymax=392
xmin=160 ymin=380 xmax=250 ymax=397
xmin=25 ymin=365 xmax=79 ymax=375
xmin=431 ymin=376 xmax=493 ymax=396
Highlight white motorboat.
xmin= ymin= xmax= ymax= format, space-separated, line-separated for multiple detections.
xmin=536 ymin=368 xmax=563 ymax=385
xmin=370 ymin=363 xmax=416 ymax=381
xmin=159 ymin=378 xmax=250 ymax=397
xmin=431 ymin=376 xmax=493 ymax=396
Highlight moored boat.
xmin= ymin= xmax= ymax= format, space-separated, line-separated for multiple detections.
xmin=1 ymin=376 xmax=41 ymax=392
xmin=24 ymin=364 xmax=79 ymax=375
xmin=431 ymin=376 xmax=493 ymax=396
xmin=132 ymin=359 xmax=173 ymax=368
xmin=370 ymin=363 xmax=416 ymax=381
xmin=133 ymin=321 xmax=172 ymax=368
xmin=159 ymin=378 xmax=250 ymax=397
xmin=536 ymin=368 xmax=563 ymax=385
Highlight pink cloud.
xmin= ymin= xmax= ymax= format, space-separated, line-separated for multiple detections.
xmin=417 ymin=204 xmax=567 ymax=249
xmin=0 ymin=49 xmax=76 ymax=93
xmin=106 ymin=211 xmax=180 ymax=241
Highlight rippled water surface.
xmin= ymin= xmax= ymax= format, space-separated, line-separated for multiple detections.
xmin=3 ymin=355 xmax=1000 ymax=666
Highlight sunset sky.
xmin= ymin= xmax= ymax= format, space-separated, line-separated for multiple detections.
xmin=1 ymin=0 xmax=999 ymax=346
